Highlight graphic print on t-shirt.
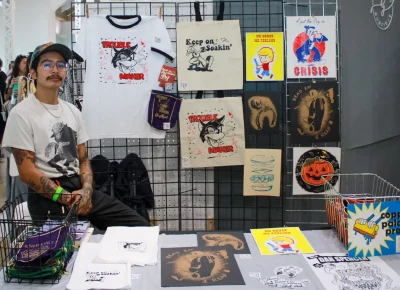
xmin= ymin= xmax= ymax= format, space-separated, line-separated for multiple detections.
xmin=44 ymin=122 xmax=79 ymax=175
xmin=118 ymin=241 xmax=147 ymax=253
xmin=99 ymin=37 xmax=148 ymax=84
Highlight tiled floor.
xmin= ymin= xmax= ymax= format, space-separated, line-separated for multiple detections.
xmin=0 ymin=159 xmax=6 ymax=207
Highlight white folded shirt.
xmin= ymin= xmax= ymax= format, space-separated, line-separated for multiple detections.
xmin=93 ymin=226 xmax=160 ymax=266
xmin=66 ymin=243 xmax=131 ymax=290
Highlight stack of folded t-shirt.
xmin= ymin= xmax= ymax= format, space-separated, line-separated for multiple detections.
xmin=7 ymin=224 xmax=74 ymax=279
xmin=93 ymin=226 xmax=160 ymax=266
xmin=66 ymin=242 xmax=131 ymax=290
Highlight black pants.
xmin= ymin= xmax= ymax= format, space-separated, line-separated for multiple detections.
xmin=27 ymin=175 xmax=150 ymax=230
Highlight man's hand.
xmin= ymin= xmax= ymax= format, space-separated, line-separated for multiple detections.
xmin=73 ymin=186 xmax=93 ymax=216
xmin=58 ymin=190 xmax=82 ymax=207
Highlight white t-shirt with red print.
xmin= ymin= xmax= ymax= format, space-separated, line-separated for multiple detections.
xmin=74 ymin=15 xmax=175 ymax=139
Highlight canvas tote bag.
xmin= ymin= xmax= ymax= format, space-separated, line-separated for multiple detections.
xmin=179 ymin=97 xmax=245 ymax=168
xmin=176 ymin=19 xmax=243 ymax=91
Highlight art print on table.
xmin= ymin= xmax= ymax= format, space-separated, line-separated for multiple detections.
xmin=161 ymin=247 xmax=245 ymax=287
xmin=245 ymin=32 xmax=284 ymax=81
xmin=292 ymin=147 xmax=341 ymax=195
xmin=251 ymin=227 xmax=315 ymax=255
xmin=286 ymin=16 xmax=337 ymax=79
xmin=304 ymin=253 xmax=400 ymax=290
xmin=243 ymin=91 xmax=280 ymax=135
xmin=348 ymin=201 xmax=400 ymax=258
xmin=250 ymin=266 xmax=311 ymax=288
xmin=98 ymin=38 xmax=149 ymax=84
xmin=176 ymin=20 xmax=243 ymax=91
xmin=289 ymin=82 xmax=339 ymax=145
xmin=197 ymin=232 xmax=250 ymax=254
xmin=244 ymin=149 xmax=282 ymax=197
xmin=179 ymin=97 xmax=245 ymax=168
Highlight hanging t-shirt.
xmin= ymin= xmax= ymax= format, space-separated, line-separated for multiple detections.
xmin=2 ymin=94 xmax=89 ymax=178
xmin=74 ymin=15 xmax=175 ymax=139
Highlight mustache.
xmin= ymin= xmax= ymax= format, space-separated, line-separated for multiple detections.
xmin=47 ymin=75 xmax=62 ymax=81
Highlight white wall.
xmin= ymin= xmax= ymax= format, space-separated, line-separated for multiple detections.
xmin=13 ymin=0 xmax=63 ymax=57
xmin=0 ymin=6 xmax=6 ymax=71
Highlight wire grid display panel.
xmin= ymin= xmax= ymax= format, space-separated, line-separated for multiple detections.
xmin=283 ymin=0 xmax=340 ymax=230
xmin=203 ymin=0 xmax=285 ymax=231
xmin=71 ymin=1 xmax=215 ymax=231
xmin=71 ymin=0 xmax=285 ymax=232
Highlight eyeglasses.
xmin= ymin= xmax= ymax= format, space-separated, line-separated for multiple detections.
xmin=40 ymin=60 xmax=69 ymax=71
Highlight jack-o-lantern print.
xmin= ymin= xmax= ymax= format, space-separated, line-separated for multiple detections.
xmin=295 ymin=148 xmax=340 ymax=193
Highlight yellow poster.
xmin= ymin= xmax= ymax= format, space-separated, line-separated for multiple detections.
xmin=251 ymin=227 xmax=315 ymax=255
xmin=245 ymin=32 xmax=284 ymax=81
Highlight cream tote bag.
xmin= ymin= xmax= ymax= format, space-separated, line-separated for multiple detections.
xmin=179 ymin=97 xmax=245 ymax=168
xmin=176 ymin=20 xmax=243 ymax=91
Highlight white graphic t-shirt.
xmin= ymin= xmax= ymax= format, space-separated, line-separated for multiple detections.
xmin=93 ymin=226 xmax=160 ymax=266
xmin=74 ymin=15 xmax=175 ymax=139
xmin=2 ymin=95 xmax=89 ymax=178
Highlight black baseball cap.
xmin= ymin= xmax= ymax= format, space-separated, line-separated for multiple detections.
xmin=30 ymin=42 xmax=72 ymax=68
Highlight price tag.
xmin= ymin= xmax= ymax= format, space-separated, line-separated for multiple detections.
xmin=240 ymin=254 xmax=252 ymax=259
xmin=180 ymin=82 xmax=188 ymax=90
xmin=163 ymin=122 xmax=171 ymax=130
xmin=131 ymin=274 xmax=141 ymax=280
xmin=249 ymin=272 xmax=261 ymax=279
xmin=182 ymin=157 xmax=189 ymax=166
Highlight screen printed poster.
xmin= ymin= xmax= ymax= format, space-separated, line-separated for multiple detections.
xmin=304 ymin=253 xmax=400 ymax=290
xmin=243 ymin=91 xmax=280 ymax=135
xmin=197 ymin=231 xmax=251 ymax=254
xmin=245 ymin=32 xmax=284 ymax=81
xmin=244 ymin=149 xmax=282 ymax=197
xmin=161 ymin=247 xmax=245 ymax=287
xmin=176 ymin=20 xmax=243 ymax=91
xmin=251 ymin=227 xmax=315 ymax=255
xmin=292 ymin=147 xmax=341 ymax=195
xmin=286 ymin=16 xmax=337 ymax=79
xmin=289 ymin=81 xmax=340 ymax=145
xmin=179 ymin=97 xmax=245 ymax=168
xmin=348 ymin=200 xmax=400 ymax=258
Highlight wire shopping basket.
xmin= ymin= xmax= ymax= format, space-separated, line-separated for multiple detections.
xmin=323 ymin=173 xmax=400 ymax=247
xmin=0 ymin=194 xmax=82 ymax=284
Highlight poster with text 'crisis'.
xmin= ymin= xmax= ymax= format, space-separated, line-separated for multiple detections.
xmin=286 ymin=16 xmax=337 ymax=79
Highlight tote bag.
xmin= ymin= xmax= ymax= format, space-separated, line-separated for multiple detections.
xmin=179 ymin=97 xmax=245 ymax=168
xmin=176 ymin=20 xmax=243 ymax=91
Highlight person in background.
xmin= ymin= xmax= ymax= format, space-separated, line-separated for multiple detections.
xmin=7 ymin=61 xmax=14 ymax=76
xmin=4 ymin=55 xmax=28 ymax=101
xmin=3 ymin=55 xmax=29 ymax=201
xmin=26 ymin=52 xmax=36 ymax=94
xmin=0 ymin=58 xmax=7 ymax=158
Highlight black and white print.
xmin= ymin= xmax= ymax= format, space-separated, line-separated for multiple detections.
xmin=250 ymin=266 xmax=310 ymax=288
xmin=177 ymin=20 xmax=243 ymax=91
xmin=118 ymin=241 xmax=147 ymax=253
xmin=45 ymin=122 xmax=79 ymax=176
xmin=304 ymin=253 xmax=400 ymax=290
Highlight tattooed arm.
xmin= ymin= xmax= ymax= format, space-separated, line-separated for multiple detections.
xmin=12 ymin=148 xmax=79 ymax=206
xmin=74 ymin=143 xmax=93 ymax=216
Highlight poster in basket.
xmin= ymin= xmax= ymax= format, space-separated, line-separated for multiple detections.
xmin=286 ymin=16 xmax=337 ymax=79
xmin=292 ymin=147 xmax=341 ymax=195
xmin=348 ymin=200 xmax=400 ymax=258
